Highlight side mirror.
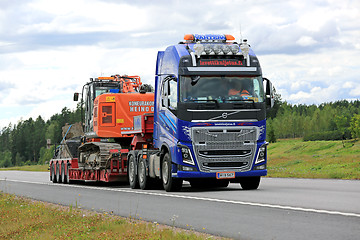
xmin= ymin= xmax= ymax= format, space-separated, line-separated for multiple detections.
xmin=264 ymin=78 xmax=274 ymax=108
xmin=73 ymin=93 xmax=79 ymax=101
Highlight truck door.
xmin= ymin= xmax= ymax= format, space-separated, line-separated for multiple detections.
xmin=84 ymin=84 xmax=94 ymax=133
xmin=158 ymin=76 xmax=178 ymax=141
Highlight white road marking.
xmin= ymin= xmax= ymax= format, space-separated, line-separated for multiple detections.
xmin=2 ymin=178 xmax=360 ymax=218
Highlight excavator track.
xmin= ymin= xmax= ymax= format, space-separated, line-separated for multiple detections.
xmin=78 ymin=142 xmax=122 ymax=169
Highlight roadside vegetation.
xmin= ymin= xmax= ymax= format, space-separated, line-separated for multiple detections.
xmin=0 ymin=192 xmax=224 ymax=240
xmin=267 ymin=138 xmax=360 ymax=179
xmin=0 ymin=164 xmax=48 ymax=172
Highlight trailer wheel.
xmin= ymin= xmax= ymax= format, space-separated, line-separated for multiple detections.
xmin=65 ymin=164 xmax=72 ymax=184
xmin=162 ymin=153 xmax=182 ymax=192
xmin=128 ymin=155 xmax=139 ymax=189
xmin=51 ymin=163 xmax=57 ymax=183
xmin=138 ymin=159 xmax=148 ymax=190
xmin=61 ymin=162 xmax=67 ymax=184
xmin=56 ymin=163 xmax=62 ymax=183
xmin=239 ymin=176 xmax=261 ymax=190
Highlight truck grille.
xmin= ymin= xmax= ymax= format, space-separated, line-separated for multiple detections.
xmin=192 ymin=126 xmax=257 ymax=172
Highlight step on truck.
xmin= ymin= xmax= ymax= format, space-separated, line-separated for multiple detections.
xmin=126 ymin=34 xmax=274 ymax=191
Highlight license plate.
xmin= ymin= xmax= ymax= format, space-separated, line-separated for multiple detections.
xmin=216 ymin=172 xmax=235 ymax=179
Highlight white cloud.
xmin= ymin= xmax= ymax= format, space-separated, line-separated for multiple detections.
xmin=296 ymin=36 xmax=318 ymax=46
xmin=24 ymin=0 xmax=149 ymax=34
xmin=350 ymin=85 xmax=360 ymax=97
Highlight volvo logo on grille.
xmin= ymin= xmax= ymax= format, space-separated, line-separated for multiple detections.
xmin=221 ymin=112 xmax=228 ymax=119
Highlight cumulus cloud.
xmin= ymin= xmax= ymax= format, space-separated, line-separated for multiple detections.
xmin=296 ymin=36 xmax=318 ymax=47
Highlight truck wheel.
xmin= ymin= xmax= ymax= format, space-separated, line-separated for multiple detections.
xmin=56 ymin=163 xmax=62 ymax=183
xmin=128 ymin=155 xmax=139 ymax=189
xmin=138 ymin=159 xmax=149 ymax=190
xmin=239 ymin=177 xmax=261 ymax=190
xmin=65 ymin=164 xmax=72 ymax=184
xmin=51 ymin=163 xmax=57 ymax=183
xmin=61 ymin=162 xmax=67 ymax=184
xmin=162 ymin=153 xmax=182 ymax=192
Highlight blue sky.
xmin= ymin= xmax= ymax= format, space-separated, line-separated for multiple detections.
xmin=0 ymin=0 xmax=359 ymax=128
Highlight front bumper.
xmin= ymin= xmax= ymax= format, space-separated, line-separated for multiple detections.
xmin=175 ymin=169 xmax=267 ymax=179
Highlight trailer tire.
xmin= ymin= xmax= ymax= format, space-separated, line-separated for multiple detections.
xmin=65 ymin=164 xmax=72 ymax=184
xmin=61 ymin=162 xmax=67 ymax=184
xmin=51 ymin=163 xmax=57 ymax=183
xmin=138 ymin=158 xmax=148 ymax=190
xmin=56 ymin=163 xmax=62 ymax=183
xmin=239 ymin=176 xmax=261 ymax=190
xmin=128 ymin=155 xmax=139 ymax=189
xmin=162 ymin=153 xmax=182 ymax=192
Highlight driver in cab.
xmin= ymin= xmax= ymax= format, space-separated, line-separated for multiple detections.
xmin=228 ymin=80 xmax=251 ymax=98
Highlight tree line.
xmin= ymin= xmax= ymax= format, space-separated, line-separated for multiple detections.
xmin=0 ymin=105 xmax=81 ymax=168
xmin=267 ymin=93 xmax=360 ymax=142
xmin=1 ymin=97 xmax=360 ymax=167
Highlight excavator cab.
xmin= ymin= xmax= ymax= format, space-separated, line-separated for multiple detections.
xmin=74 ymin=75 xmax=154 ymax=140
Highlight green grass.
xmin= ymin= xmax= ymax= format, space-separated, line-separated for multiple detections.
xmin=0 ymin=164 xmax=49 ymax=172
xmin=267 ymin=138 xmax=360 ymax=179
xmin=0 ymin=192 xmax=225 ymax=240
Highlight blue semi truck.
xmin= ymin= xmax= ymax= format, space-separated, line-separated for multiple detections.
xmin=125 ymin=34 xmax=274 ymax=192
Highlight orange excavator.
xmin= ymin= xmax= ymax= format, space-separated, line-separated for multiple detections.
xmin=50 ymin=74 xmax=154 ymax=183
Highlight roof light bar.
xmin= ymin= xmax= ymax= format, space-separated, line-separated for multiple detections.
xmin=184 ymin=34 xmax=250 ymax=59
xmin=184 ymin=34 xmax=235 ymax=43
xmin=191 ymin=43 xmax=241 ymax=57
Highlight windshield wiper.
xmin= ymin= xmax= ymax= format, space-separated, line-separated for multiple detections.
xmin=191 ymin=76 xmax=201 ymax=86
xmin=190 ymin=99 xmax=219 ymax=107
xmin=195 ymin=99 xmax=218 ymax=103
xmin=225 ymin=98 xmax=256 ymax=107
xmin=226 ymin=99 xmax=255 ymax=103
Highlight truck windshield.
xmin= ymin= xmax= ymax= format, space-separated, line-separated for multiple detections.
xmin=180 ymin=76 xmax=264 ymax=103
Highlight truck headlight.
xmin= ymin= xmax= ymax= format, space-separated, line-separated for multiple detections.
xmin=255 ymin=144 xmax=267 ymax=164
xmin=181 ymin=147 xmax=195 ymax=165
xmin=178 ymin=165 xmax=197 ymax=171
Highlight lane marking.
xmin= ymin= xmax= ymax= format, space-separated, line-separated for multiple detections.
xmin=2 ymin=178 xmax=360 ymax=218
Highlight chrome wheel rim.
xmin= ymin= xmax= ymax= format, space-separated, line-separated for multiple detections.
xmin=129 ymin=160 xmax=135 ymax=182
xmin=162 ymin=161 xmax=169 ymax=184
xmin=139 ymin=161 xmax=145 ymax=183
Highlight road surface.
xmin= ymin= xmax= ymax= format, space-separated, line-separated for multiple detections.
xmin=0 ymin=171 xmax=359 ymax=240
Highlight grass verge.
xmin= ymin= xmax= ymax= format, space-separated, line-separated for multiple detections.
xmin=0 ymin=192 xmax=224 ymax=240
xmin=267 ymin=138 xmax=360 ymax=179
xmin=0 ymin=165 xmax=48 ymax=172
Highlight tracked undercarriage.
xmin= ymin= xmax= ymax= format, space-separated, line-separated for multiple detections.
xmin=78 ymin=142 xmax=122 ymax=169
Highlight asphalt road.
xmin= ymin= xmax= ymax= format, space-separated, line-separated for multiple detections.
xmin=0 ymin=171 xmax=359 ymax=240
